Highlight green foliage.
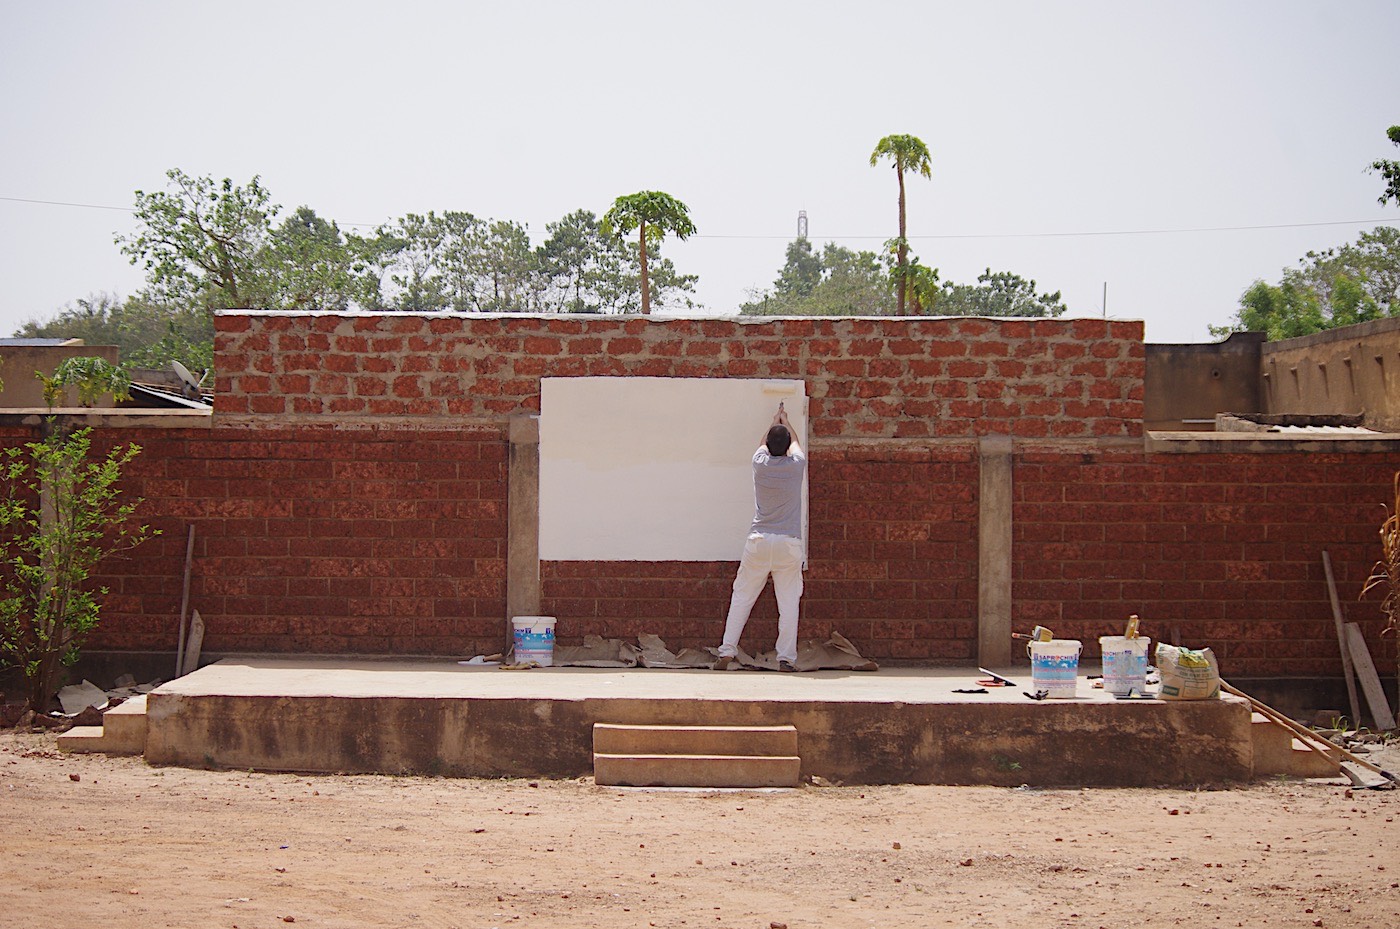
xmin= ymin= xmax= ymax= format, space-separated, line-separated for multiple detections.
xmin=14 ymin=292 xmax=214 ymax=373
xmin=774 ymin=238 xmax=824 ymax=298
xmin=264 ymin=206 xmax=359 ymax=311
xmin=938 ymin=269 xmax=1067 ymax=318
xmin=742 ymin=244 xmax=890 ymax=316
xmin=118 ymin=168 xmax=279 ymax=310
xmin=1211 ymin=225 xmax=1400 ymax=340
xmin=1370 ymin=125 xmax=1400 ymax=208
xmin=602 ymin=191 xmax=697 ymax=314
xmin=38 ymin=356 xmax=132 ymax=408
xmin=742 ymin=240 xmax=1066 ymax=319
xmin=870 ymin=134 xmax=933 ymax=315
xmin=0 ymin=425 xmax=154 ymax=711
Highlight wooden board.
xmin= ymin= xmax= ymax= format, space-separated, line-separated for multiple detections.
xmin=1322 ymin=551 xmax=1362 ymax=725
xmin=1344 ymin=623 xmax=1396 ymax=731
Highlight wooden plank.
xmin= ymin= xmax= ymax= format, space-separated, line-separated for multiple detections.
xmin=182 ymin=609 xmax=205 ymax=678
xmin=176 ymin=524 xmax=195 ymax=677
xmin=1344 ymin=623 xmax=1396 ymax=731
xmin=1322 ymin=551 xmax=1362 ymax=725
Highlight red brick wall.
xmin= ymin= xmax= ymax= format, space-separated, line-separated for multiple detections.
xmin=541 ymin=443 xmax=981 ymax=661
xmin=214 ymin=314 xmax=1146 ymax=439
xmin=1014 ymin=449 xmax=1397 ymax=677
xmin=80 ymin=425 xmax=508 ymax=657
xmin=4 ymin=313 xmax=1394 ymax=681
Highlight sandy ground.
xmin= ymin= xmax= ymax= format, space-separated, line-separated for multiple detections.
xmin=1 ymin=730 xmax=1397 ymax=929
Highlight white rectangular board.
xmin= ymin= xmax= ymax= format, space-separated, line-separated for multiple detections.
xmin=539 ymin=377 xmax=807 ymax=561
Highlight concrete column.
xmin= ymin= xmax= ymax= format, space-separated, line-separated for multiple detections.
xmin=506 ymin=414 xmax=541 ymax=651
xmin=977 ymin=435 xmax=1013 ymax=668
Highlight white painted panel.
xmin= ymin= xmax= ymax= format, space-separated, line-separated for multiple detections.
xmin=540 ymin=377 xmax=807 ymax=561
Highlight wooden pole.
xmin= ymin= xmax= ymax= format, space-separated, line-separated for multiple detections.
xmin=175 ymin=525 xmax=195 ymax=677
xmin=1222 ymin=680 xmax=1398 ymax=783
xmin=1322 ymin=551 xmax=1363 ymax=725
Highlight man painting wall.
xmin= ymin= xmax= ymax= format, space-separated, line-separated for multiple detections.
xmin=714 ymin=403 xmax=808 ymax=672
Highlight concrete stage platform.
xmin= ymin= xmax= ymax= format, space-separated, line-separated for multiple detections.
xmin=140 ymin=658 xmax=1254 ymax=786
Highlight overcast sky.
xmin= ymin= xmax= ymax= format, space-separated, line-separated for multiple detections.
xmin=2 ymin=1 xmax=1397 ymax=345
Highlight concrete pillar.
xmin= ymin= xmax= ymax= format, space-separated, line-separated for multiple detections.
xmin=506 ymin=414 xmax=541 ymax=651
xmin=977 ymin=435 xmax=1013 ymax=667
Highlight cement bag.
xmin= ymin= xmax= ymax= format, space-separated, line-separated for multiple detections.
xmin=1155 ymin=643 xmax=1220 ymax=700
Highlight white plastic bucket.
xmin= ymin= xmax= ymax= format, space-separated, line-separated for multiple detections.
xmin=1099 ymin=635 xmax=1151 ymax=695
xmin=512 ymin=616 xmax=556 ymax=666
xmin=1029 ymin=639 xmax=1082 ymax=699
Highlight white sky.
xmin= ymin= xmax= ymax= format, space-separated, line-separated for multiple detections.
xmin=2 ymin=1 xmax=1397 ymax=344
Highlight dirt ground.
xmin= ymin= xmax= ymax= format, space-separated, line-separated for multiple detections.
xmin=1 ymin=730 xmax=1397 ymax=929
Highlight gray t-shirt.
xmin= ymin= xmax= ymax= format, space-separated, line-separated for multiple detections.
xmin=749 ymin=445 xmax=807 ymax=538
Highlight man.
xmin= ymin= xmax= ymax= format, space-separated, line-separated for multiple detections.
xmin=714 ymin=403 xmax=807 ymax=672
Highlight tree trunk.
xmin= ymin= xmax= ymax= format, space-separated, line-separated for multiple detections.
xmin=896 ymin=167 xmax=908 ymax=315
xmin=639 ymin=221 xmax=651 ymax=315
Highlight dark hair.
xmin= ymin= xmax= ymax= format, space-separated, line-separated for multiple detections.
xmin=766 ymin=424 xmax=792 ymax=456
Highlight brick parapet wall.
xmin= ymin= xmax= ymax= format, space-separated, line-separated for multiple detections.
xmin=213 ymin=313 xmax=1145 ymax=439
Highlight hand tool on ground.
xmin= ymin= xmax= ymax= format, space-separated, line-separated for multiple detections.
xmin=977 ymin=668 xmax=1015 ymax=687
xmin=1222 ymin=680 xmax=1397 ymax=789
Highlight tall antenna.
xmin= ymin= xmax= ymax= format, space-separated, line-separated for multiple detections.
xmin=797 ymin=210 xmax=808 ymax=240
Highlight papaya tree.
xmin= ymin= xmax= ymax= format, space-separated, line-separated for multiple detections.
xmin=870 ymin=134 xmax=933 ymax=315
xmin=601 ymin=191 xmax=697 ymax=314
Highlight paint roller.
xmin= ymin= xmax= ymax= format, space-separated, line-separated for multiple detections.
xmin=762 ymin=381 xmax=798 ymax=414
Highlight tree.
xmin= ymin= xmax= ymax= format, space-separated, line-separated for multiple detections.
xmin=15 ymin=293 xmax=214 ymax=373
xmin=773 ymin=237 xmax=823 ymax=298
xmin=117 ymin=168 xmax=279 ymax=309
xmin=0 ymin=425 xmax=154 ymax=712
xmin=742 ymin=243 xmax=889 ymax=316
xmin=1370 ymin=125 xmax=1400 ymax=208
xmin=263 ymin=207 xmax=358 ymax=311
xmin=870 ymin=134 xmax=932 ymax=315
xmin=938 ymin=269 xmax=1068 ymax=318
xmin=38 ymin=356 xmax=132 ymax=408
xmin=1211 ymin=225 xmax=1400 ymax=339
xmin=601 ymin=191 xmax=697 ymax=314
xmin=538 ymin=209 xmax=634 ymax=313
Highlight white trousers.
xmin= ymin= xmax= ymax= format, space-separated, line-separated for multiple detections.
xmin=719 ymin=532 xmax=804 ymax=663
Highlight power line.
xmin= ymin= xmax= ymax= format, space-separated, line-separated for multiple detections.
xmin=693 ymin=218 xmax=1400 ymax=241
xmin=2 ymin=194 xmax=1394 ymax=240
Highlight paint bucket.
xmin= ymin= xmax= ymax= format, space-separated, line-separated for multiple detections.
xmin=512 ymin=616 xmax=556 ymax=666
xmin=1099 ymin=635 xmax=1151 ymax=696
xmin=1028 ymin=639 xmax=1082 ymax=699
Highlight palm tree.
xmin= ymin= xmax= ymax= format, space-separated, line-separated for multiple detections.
xmin=601 ymin=191 xmax=697 ymax=314
xmin=870 ymin=134 xmax=932 ymax=315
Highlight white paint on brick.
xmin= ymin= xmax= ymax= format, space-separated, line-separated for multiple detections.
xmin=539 ymin=377 xmax=806 ymax=561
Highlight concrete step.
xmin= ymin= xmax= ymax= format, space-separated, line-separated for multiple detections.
xmin=1250 ymin=712 xmax=1339 ymax=778
xmin=593 ymin=753 xmax=801 ymax=788
xmin=57 ymin=695 xmax=147 ymax=756
xmin=593 ymin=723 xmax=798 ymax=757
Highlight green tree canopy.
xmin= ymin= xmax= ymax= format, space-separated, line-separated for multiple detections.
xmin=118 ymin=168 xmax=279 ymax=309
xmin=937 ymin=269 xmax=1067 ymax=318
xmin=1370 ymin=125 xmax=1400 ymax=208
xmin=870 ymin=134 xmax=933 ymax=315
xmin=601 ymin=191 xmax=697 ymax=314
xmin=1211 ymin=225 xmax=1400 ymax=340
xmin=742 ymin=240 xmax=1066 ymax=319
